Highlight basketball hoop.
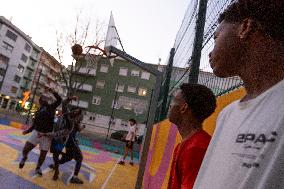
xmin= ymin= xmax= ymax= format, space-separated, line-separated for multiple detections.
xmin=86 ymin=45 xmax=117 ymax=66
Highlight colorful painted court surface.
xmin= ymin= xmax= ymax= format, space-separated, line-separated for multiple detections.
xmin=0 ymin=124 xmax=139 ymax=189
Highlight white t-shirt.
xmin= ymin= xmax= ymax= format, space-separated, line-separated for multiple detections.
xmin=125 ymin=124 xmax=137 ymax=142
xmin=194 ymin=79 xmax=284 ymax=189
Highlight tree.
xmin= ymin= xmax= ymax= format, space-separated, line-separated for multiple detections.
xmin=55 ymin=14 xmax=107 ymax=97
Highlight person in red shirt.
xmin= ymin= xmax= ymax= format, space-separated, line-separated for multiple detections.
xmin=167 ymin=83 xmax=216 ymax=189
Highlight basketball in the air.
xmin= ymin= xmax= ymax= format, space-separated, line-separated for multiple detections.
xmin=71 ymin=44 xmax=83 ymax=56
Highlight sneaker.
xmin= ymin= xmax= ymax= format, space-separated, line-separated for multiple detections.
xmin=49 ymin=164 xmax=55 ymax=170
xmin=118 ymin=160 xmax=125 ymax=165
xmin=70 ymin=176 xmax=84 ymax=184
xmin=19 ymin=158 xmax=26 ymax=169
xmin=35 ymin=168 xmax=42 ymax=176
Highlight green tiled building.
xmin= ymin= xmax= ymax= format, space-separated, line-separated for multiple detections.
xmin=72 ymin=56 xmax=159 ymax=136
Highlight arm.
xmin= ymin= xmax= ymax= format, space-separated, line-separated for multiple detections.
xmin=179 ymin=147 xmax=208 ymax=189
xmin=23 ymin=124 xmax=34 ymax=135
xmin=41 ymin=129 xmax=70 ymax=138
xmin=48 ymin=88 xmax=62 ymax=109
xmin=62 ymin=96 xmax=78 ymax=114
xmin=129 ymin=126 xmax=137 ymax=141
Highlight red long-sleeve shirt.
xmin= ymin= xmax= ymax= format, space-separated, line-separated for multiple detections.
xmin=168 ymin=130 xmax=211 ymax=189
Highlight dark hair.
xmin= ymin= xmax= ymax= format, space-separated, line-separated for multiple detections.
xmin=180 ymin=83 xmax=216 ymax=122
xmin=70 ymin=106 xmax=82 ymax=115
xmin=219 ymin=0 xmax=284 ymax=42
xmin=39 ymin=95 xmax=48 ymax=106
xmin=129 ymin=118 xmax=137 ymax=125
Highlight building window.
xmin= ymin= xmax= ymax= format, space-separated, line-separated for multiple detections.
xmin=111 ymin=100 xmax=120 ymax=109
xmin=2 ymin=42 xmax=13 ymax=53
xmin=138 ymin=88 xmax=147 ymax=96
xmin=100 ymin=64 xmax=108 ymax=73
xmin=121 ymin=120 xmax=128 ymax=127
xmin=21 ymin=54 xmax=28 ymax=63
xmin=0 ymin=54 xmax=9 ymax=70
xmin=13 ymin=75 xmax=21 ymax=83
xmin=31 ymin=50 xmax=39 ymax=59
xmin=115 ymin=83 xmax=124 ymax=92
xmin=6 ymin=30 xmax=17 ymax=41
xmin=110 ymin=118 xmax=116 ymax=127
xmin=23 ymin=80 xmax=29 ymax=89
xmin=24 ymin=43 xmax=31 ymax=52
xmin=131 ymin=70 xmax=140 ymax=77
xmin=96 ymin=80 xmax=105 ymax=89
xmin=119 ymin=67 xmax=128 ymax=76
xmin=141 ymin=71 xmax=150 ymax=80
xmin=89 ymin=114 xmax=96 ymax=121
xmin=30 ymin=59 xmax=36 ymax=67
xmin=127 ymin=85 xmax=136 ymax=93
xmin=123 ymin=102 xmax=133 ymax=110
xmin=27 ymin=71 xmax=32 ymax=78
xmin=11 ymin=86 xmax=18 ymax=94
xmin=92 ymin=96 xmax=101 ymax=105
xmin=17 ymin=65 xmax=24 ymax=74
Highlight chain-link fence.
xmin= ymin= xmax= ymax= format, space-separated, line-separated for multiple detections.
xmin=166 ymin=0 xmax=242 ymax=98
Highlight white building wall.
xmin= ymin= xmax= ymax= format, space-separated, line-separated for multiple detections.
xmin=0 ymin=22 xmax=39 ymax=98
xmin=82 ymin=111 xmax=146 ymax=136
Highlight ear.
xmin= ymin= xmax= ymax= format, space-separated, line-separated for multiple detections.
xmin=239 ymin=18 xmax=255 ymax=39
xmin=180 ymin=103 xmax=189 ymax=114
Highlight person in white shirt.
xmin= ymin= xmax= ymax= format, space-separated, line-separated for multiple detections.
xmin=193 ymin=1 xmax=284 ymax=189
xmin=118 ymin=119 xmax=137 ymax=166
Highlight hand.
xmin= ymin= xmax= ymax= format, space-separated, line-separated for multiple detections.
xmin=22 ymin=130 xmax=29 ymax=135
xmin=128 ymin=141 xmax=132 ymax=146
xmin=37 ymin=133 xmax=44 ymax=138
xmin=70 ymin=96 xmax=78 ymax=101
xmin=46 ymin=87 xmax=54 ymax=93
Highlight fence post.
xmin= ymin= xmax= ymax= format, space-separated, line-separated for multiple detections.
xmin=188 ymin=0 xmax=208 ymax=84
xmin=160 ymin=48 xmax=175 ymax=120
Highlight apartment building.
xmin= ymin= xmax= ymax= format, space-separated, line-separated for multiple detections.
xmin=0 ymin=16 xmax=41 ymax=110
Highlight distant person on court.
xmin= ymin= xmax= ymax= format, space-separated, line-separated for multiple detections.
xmin=193 ymin=1 xmax=284 ymax=188
xmin=19 ymin=87 xmax=62 ymax=176
xmin=118 ymin=118 xmax=138 ymax=166
xmin=167 ymin=83 xmax=216 ymax=189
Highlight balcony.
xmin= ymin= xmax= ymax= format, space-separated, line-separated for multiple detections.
xmin=47 ymin=74 xmax=57 ymax=81
xmin=23 ymin=72 xmax=33 ymax=80
xmin=77 ymin=68 xmax=96 ymax=76
xmin=70 ymin=100 xmax=89 ymax=109
xmin=75 ymin=83 xmax=93 ymax=92
xmin=39 ymin=78 xmax=47 ymax=85
xmin=41 ymin=69 xmax=48 ymax=76
xmin=20 ymin=82 xmax=30 ymax=90
xmin=30 ymin=52 xmax=39 ymax=61
xmin=27 ymin=60 xmax=37 ymax=70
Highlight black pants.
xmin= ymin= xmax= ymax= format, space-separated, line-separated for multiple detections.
xmin=53 ymin=139 xmax=83 ymax=176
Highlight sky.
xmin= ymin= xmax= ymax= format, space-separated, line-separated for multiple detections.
xmin=0 ymin=0 xmax=189 ymax=66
